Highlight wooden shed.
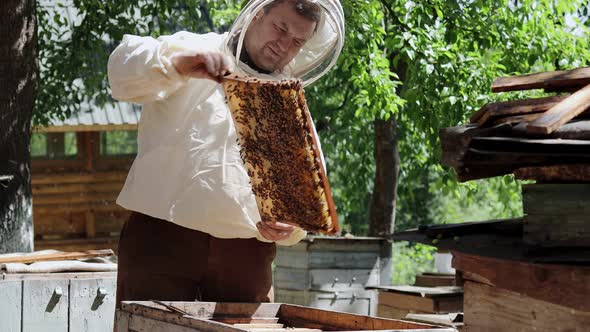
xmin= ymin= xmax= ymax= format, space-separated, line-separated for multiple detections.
xmin=31 ymin=102 xmax=141 ymax=252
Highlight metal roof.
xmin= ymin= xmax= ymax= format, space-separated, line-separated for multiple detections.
xmin=37 ymin=102 xmax=141 ymax=132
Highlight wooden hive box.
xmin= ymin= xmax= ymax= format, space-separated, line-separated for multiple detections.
xmin=373 ymin=286 xmax=463 ymax=320
xmin=0 ymin=272 xmax=116 ymax=332
xmin=115 ymin=301 xmax=456 ymax=332
xmin=453 ymin=251 xmax=590 ymax=331
xmin=274 ymin=236 xmax=391 ymax=316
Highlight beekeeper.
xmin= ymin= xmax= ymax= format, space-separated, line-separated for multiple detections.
xmin=108 ymin=0 xmax=344 ymax=306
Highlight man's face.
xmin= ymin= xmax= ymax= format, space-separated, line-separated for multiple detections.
xmin=244 ymin=2 xmax=317 ymax=72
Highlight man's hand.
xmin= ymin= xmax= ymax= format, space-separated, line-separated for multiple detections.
xmin=256 ymin=221 xmax=296 ymax=242
xmin=171 ymin=51 xmax=234 ymax=83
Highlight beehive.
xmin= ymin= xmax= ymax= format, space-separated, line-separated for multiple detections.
xmin=223 ymin=76 xmax=338 ymax=234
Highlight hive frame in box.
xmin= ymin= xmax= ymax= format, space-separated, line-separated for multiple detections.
xmin=223 ymin=76 xmax=339 ymax=234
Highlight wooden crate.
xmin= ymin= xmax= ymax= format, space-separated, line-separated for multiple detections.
xmin=115 ymin=301 xmax=456 ymax=332
xmin=274 ymin=236 xmax=390 ymax=316
xmin=0 ymin=272 xmax=117 ymax=332
xmin=375 ymin=286 xmax=463 ymax=320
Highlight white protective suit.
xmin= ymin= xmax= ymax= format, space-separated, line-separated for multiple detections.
xmin=108 ymin=0 xmax=345 ymax=246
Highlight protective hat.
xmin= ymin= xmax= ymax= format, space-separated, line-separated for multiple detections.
xmin=225 ymin=0 xmax=345 ymax=87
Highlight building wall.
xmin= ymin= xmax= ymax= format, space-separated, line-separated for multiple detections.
xmin=31 ymin=131 xmax=135 ymax=252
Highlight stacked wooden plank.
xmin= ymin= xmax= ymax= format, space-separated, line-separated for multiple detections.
xmin=394 ymin=219 xmax=590 ymax=331
xmin=399 ymin=68 xmax=590 ymax=331
xmin=441 ymin=66 xmax=590 ymax=182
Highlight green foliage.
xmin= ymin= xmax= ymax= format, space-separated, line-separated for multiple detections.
xmin=308 ymin=0 xmax=590 ymax=232
xmin=37 ymin=0 xmax=590 ymax=236
xmin=36 ymin=0 xmax=240 ymax=125
xmin=100 ymin=131 xmax=138 ymax=155
xmin=30 ymin=133 xmax=77 ymax=159
xmin=391 ymin=241 xmax=436 ymax=285
xmin=30 ymin=133 xmax=47 ymax=157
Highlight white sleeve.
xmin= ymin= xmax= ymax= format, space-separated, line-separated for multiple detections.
xmin=107 ymin=31 xmax=221 ymax=104
xmin=275 ymin=227 xmax=307 ymax=246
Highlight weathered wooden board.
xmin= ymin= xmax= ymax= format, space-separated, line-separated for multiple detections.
xmin=22 ymin=279 xmax=69 ymax=332
xmin=514 ymin=164 xmax=590 ymax=182
xmin=376 ymin=287 xmax=463 ymax=315
xmin=463 ymin=281 xmax=590 ymax=332
xmin=463 ymin=147 xmax=590 ymax=166
xmin=491 ymin=67 xmax=590 ymax=93
xmin=528 ymin=83 xmax=590 ymax=134
xmin=0 ymin=281 xmax=22 ymax=332
xmin=277 ymin=303 xmax=451 ymax=331
xmin=439 ymin=124 xmax=513 ymax=168
xmin=521 ymin=183 xmax=590 ymax=246
xmin=70 ymin=277 xmax=116 ymax=331
xmin=454 ymin=146 xmax=590 ymax=181
xmin=453 ymin=251 xmax=590 ymax=311
xmin=413 ymin=273 xmax=456 ymax=288
xmin=522 ymin=183 xmax=590 ymax=214
xmin=512 ymin=118 xmax=590 ymax=139
xmin=404 ymin=313 xmax=463 ymax=329
xmin=0 ymin=249 xmax=114 ymax=264
xmin=491 ymin=112 xmax=545 ymax=125
xmin=274 ymin=268 xmax=380 ymax=291
xmin=524 ymin=214 xmax=590 ymax=247
xmin=470 ymin=136 xmax=590 ymax=154
xmin=471 ymin=95 xmax=567 ymax=126
xmin=3 ymin=271 xmax=116 ymax=281
xmin=115 ymin=311 xmax=131 ymax=332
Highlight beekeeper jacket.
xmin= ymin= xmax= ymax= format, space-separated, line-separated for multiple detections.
xmin=107 ymin=0 xmax=345 ymax=246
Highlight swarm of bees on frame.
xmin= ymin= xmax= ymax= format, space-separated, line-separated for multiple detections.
xmin=223 ymin=76 xmax=337 ymax=234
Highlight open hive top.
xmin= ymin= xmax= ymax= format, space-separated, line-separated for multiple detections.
xmin=223 ymin=75 xmax=339 ymax=234
xmin=117 ymin=301 xmax=453 ymax=331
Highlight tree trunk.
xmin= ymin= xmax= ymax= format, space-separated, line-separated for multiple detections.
xmin=369 ymin=116 xmax=400 ymax=237
xmin=0 ymin=0 xmax=38 ymax=253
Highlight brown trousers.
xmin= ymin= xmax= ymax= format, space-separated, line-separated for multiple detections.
xmin=116 ymin=212 xmax=276 ymax=307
